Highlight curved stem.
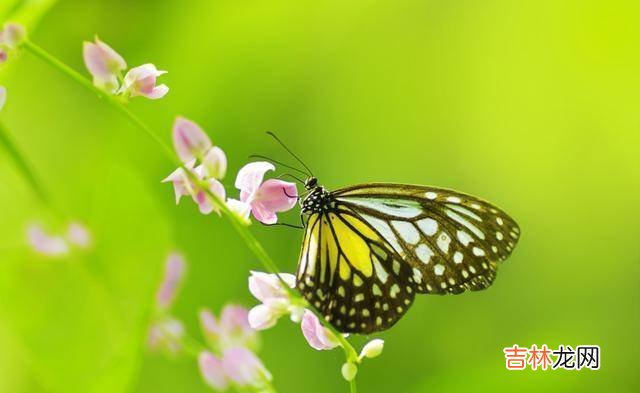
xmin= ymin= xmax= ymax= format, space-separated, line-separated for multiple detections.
xmin=22 ymin=38 xmax=358 ymax=392
xmin=350 ymin=379 xmax=357 ymax=393
xmin=0 ymin=120 xmax=53 ymax=207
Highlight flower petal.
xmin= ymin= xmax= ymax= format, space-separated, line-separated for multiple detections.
xmin=155 ymin=252 xmax=186 ymax=310
xmin=193 ymin=178 xmax=226 ymax=215
xmin=0 ymin=86 xmax=6 ymax=111
xmin=247 ymin=271 xmax=295 ymax=304
xmin=234 ymin=162 xmax=275 ymax=201
xmin=221 ymin=305 xmax=252 ymax=334
xmin=226 ymin=199 xmax=251 ymax=224
xmin=198 ymin=351 xmax=228 ymax=390
xmin=301 ymin=310 xmax=339 ymax=350
xmin=249 ymin=179 xmax=298 ymax=224
xmin=247 ymin=304 xmax=279 ymax=330
xmin=146 ymin=84 xmax=169 ymax=99
xmin=199 ymin=308 xmax=221 ymax=341
xmin=121 ymin=64 xmax=168 ymax=100
xmin=202 ymin=146 xmax=227 ymax=179
xmin=66 ymin=222 xmax=91 ymax=248
xmin=222 ymin=347 xmax=272 ymax=388
xmin=82 ymin=37 xmax=126 ymax=91
xmin=172 ymin=117 xmax=212 ymax=163
xmin=2 ymin=23 xmax=25 ymax=48
xmin=26 ymin=224 xmax=69 ymax=257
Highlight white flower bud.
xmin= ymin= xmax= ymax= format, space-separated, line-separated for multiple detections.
xmin=341 ymin=362 xmax=358 ymax=381
xmin=359 ymin=338 xmax=385 ymax=359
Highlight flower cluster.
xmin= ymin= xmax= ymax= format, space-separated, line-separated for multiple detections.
xmin=247 ymin=271 xmax=385 ymax=381
xmin=0 ymin=22 xmax=25 ymax=64
xmin=162 ymin=118 xmax=298 ymax=224
xmin=83 ymin=37 xmax=168 ymax=99
xmin=198 ymin=306 xmax=272 ymax=392
xmin=27 ymin=222 xmax=91 ymax=257
xmin=147 ymin=254 xmax=273 ymax=392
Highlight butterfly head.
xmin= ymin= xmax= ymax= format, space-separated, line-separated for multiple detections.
xmin=304 ymin=176 xmax=318 ymax=190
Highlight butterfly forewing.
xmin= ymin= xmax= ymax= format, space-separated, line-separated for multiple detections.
xmin=333 ymin=183 xmax=520 ymax=295
xmin=296 ymin=211 xmax=415 ymax=334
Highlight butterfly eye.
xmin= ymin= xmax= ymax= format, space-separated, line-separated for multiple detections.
xmin=305 ymin=177 xmax=318 ymax=189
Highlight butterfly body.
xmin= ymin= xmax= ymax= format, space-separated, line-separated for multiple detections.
xmin=296 ymin=180 xmax=520 ymax=334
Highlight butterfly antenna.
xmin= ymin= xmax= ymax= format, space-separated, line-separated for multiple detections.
xmin=275 ymin=172 xmax=306 ymax=185
xmin=266 ymin=131 xmax=314 ymax=177
xmin=248 ymin=154 xmax=309 ymax=177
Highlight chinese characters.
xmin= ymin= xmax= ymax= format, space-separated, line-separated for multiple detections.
xmin=503 ymin=344 xmax=600 ymax=370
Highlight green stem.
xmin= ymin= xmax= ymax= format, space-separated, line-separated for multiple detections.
xmin=0 ymin=120 xmax=50 ymax=205
xmin=350 ymin=379 xmax=357 ymax=393
xmin=23 ymin=38 xmax=358 ymax=392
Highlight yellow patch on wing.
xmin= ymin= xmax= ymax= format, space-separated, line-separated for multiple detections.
xmin=321 ymin=217 xmax=339 ymax=284
xmin=329 ymin=213 xmax=373 ymax=277
xmin=339 ymin=256 xmax=351 ymax=280
xmin=299 ymin=214 xmax=320 ymax=278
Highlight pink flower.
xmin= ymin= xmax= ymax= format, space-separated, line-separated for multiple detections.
xmin=247 ymin=271 xmax=303 ymax=330
xmin=172 ymin=117 xmax=212 ymax=163
xmin=234 ymin=162 xmax=298 ymax=224
xmin=83 ymin=37 xmax=127 ymax=92
xmin=0 ymin=23 xmax=26 ymax=48
xmin=27 ymin=224 xmax=69 ymax=257
xmin=248 ymin=271 xmax=296 ymax=305
xmin=66 ymin=222 xmax=91 ymax=248
xmin=148 ymin=317 xmax=184 ymax=354
xmin=162 ymin=162 xmax=226 ymax=215
xmin=120 ymin=63 xmax=169 ymax=99
xmin=192 ymin=177 xmax=226 ymax=215
xmin=200 ymin=305 xmax=258 ymax=350
xmin=0 ymin=50 xmax=7 ymax=64
xmin=162 ymin=160 xmax=197 ymax=204
xmin=198 ymin=351 xmax=228 ymax=391
xmin=300 ymin=310 xmax=339 ymax=350
xmin=222 ymin=347 xmax=272 ymax=389
xmin=0 ymin=86 xmax=5 ymax=111
xmin=155 ymin=252 xmax=185 ymax=310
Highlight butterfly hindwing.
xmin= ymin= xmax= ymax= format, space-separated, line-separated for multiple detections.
xmin=333 ymin=183 xmax=520 ymax=295
xmin=296 ymin=211 xmax=415 ymax=334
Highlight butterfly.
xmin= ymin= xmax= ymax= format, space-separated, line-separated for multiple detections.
xmin=261 ymin=133 xmax=520 ymax=334
xmin=295 ymin=179 xmax=520 ymax=334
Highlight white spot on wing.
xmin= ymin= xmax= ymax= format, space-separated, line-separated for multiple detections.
xmin=453 ymin=251 xmax=463 ymax=264
xmin=338 ymin=197 xmax=422 ymax=218
xmin=391 ymin=220 xmax=420 ymax=245
xmin=434 ymin=264 xmax=445 ymax=275
xmin=446 ymin=204 xmax=483 ymax=221
xmin=472 ymin=247 xmax=486 ymax=256
xmin=446 ymin=209 xmax=486 ymax=240
xmin=425 ymin=191 xmax=438 ymax=200
xmin=372 ymin=256 xmax=389 ymax=284
xmin=416 ymin=218 xmax=438 ymax=236
xmin=456 ymin=230 xmax=474 ymax=247
xmin=437 ymin=232 xmax=451 ymax=254
xmin=415 ymin=244 xmax=434 ymax=264
xmin=360 ymin=214 xmax=403 ymax=254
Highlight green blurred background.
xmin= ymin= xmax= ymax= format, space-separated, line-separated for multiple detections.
xmin=1 ymin=0 xmax=639 ymax=392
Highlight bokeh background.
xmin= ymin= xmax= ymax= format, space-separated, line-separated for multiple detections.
xmin=1 ymin=0 xmax=639 ymax=392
